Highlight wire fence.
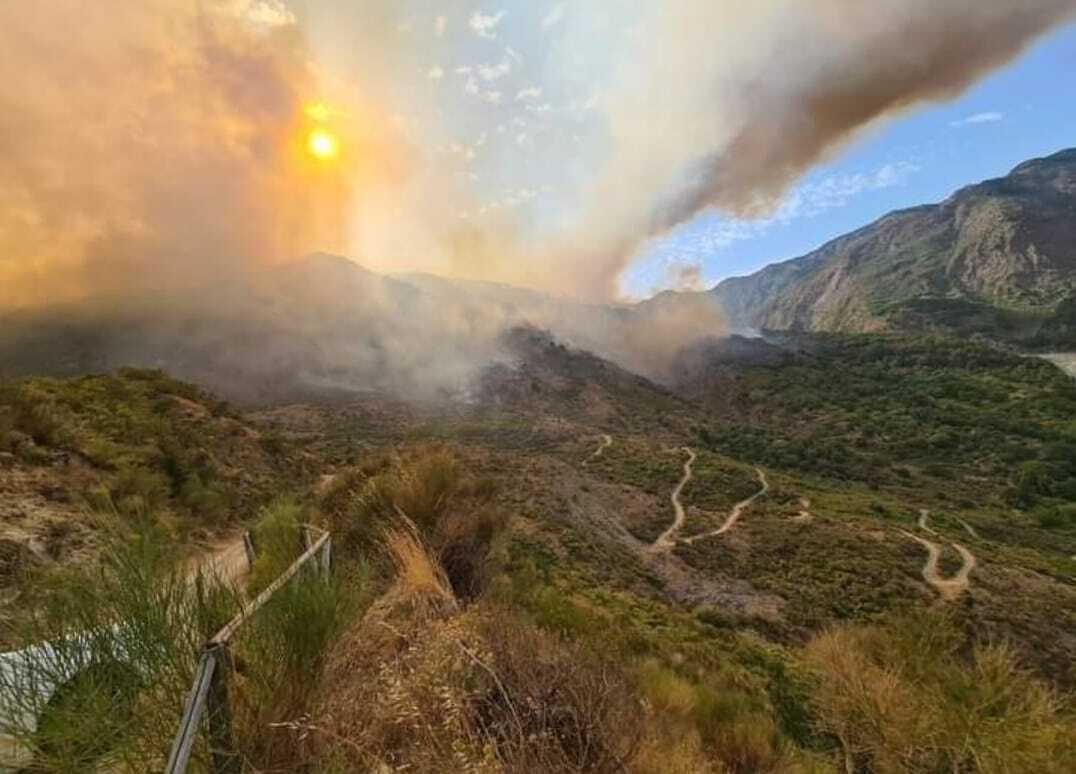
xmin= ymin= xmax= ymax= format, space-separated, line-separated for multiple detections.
xmin=164 ymin=526 xmax=332 ymax=774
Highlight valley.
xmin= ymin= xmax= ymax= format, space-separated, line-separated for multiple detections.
xmin=4 ymin=1 xmax=1076 ymax=767
xmin=3 ymin=324 xmax=1076 ymax=772
xmin=1 ymin=139 xmax=1074 ymax=771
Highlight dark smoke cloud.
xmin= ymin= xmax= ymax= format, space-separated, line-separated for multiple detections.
xmin=669 ymin=0 xmax=1076 ymax=223
xmin=4 ymin=1 xmax=1074 ymax=305
xmin=569 ymin=0 xmax=1076 ymax=297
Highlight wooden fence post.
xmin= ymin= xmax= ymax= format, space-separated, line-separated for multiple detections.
xmin=166 ymin=526 xmax=331 ymax=773
xmin=319 ymin=536 xmax=332 ymax=577
xmin=242 ymin=532 xmax=256 ymax=570
xmin=164 ymin=649 xmax=218 ymax=774
xmin=205 ymin=644 xmax=240 ymax=774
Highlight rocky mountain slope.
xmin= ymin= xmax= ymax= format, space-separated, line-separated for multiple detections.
xmin=710 ymin=148 xmax=1076 ymax=345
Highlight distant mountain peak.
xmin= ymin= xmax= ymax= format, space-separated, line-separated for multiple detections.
xmin=709 ymin=146 xmax=1076 ymax=347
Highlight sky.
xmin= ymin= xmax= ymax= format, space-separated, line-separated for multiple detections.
xmin=625 ymin=20 xmax=1076 ymax=296
xmin=3 ymin=1 xmax=1076 ymax=308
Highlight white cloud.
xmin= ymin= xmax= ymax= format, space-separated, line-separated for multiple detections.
xmin=771 ymin=161 xmax=920 ymax=223
xmin=478 ymin=59 xmax=512 ymax=81
xmin=483 ymin=90 xmax=503 ymax=104
xmin=427 ymin=66 xmax=444 ymax=81
xmin=228 ymin=0 xmax=295 ymax=28
xmin=470 ymin=10 xmax=505 ymax=39
xmin=950 ymin=111 xmax=1004 ymax=127
xmin=435 ymin=15 xmax=447 ymax=37
xmin=516 ymin=86 xmax=542 ymax=101
xmin=653 ymin=160 xmax=923 ymax=268
xmin=542 ymin=3 xmax=565 ymax=30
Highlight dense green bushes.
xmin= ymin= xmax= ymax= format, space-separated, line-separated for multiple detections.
xmin=0 ymin=531 xmax=240 ymax=771
xmin=694 ymin=335 xmax=1076 ymax=505
xmin=0 ymin=371 xmax=291 ymax=529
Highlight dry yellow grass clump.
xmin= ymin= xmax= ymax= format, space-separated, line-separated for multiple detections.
xmin=311 ymin=523 xmax=641 ymax=773
xmin=805 ymin=611 xmax=1076 ymax=773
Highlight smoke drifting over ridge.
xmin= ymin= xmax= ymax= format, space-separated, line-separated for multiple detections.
xmin=567 ymin=0 xmax=1076 ymax=297
xmin=1 ymin=1 xmax=1074 ymax=401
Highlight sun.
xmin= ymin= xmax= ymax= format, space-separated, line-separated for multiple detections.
xmin=307 ymin=128 xmax=339 ymax=160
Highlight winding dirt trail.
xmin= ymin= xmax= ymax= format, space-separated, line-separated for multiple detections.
xmin=682 ymin=468 xmax=769 ymax=546
xmin=651 ymin=448 xmax=697 ymax=552
xmin=584 ymin=434 xmax=614 ymax=466
xmin=917 ymin=509 xmax=937 ymax=535
xmin=901 ymin=531 xmax=976 ymax=601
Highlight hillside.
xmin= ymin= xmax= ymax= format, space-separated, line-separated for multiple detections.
xmin=0 ymin=255 xmax=724 ymax=405
xmin=710 ymin=148 xmax=1076 ymax=346
xmin=0 ymin=369 xmax=305 ymax=642
xmin=3 ymin=329 xmax=1076 ymax=771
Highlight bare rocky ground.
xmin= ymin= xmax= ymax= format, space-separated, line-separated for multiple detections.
xmin=1040 ymin=352 xmax=1076 ymax=378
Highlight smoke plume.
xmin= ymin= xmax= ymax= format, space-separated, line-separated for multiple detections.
xmin=1 ymin=1 xmax=1074 ymax=398
xmin=3 ymin=1 xmax=1074 ymax=303
xmin=563 ymin=0 xmax=1076 ymax=297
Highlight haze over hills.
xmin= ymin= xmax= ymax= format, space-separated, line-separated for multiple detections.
xmin=709 ymin=148 xmax=1076 ymax=346
xmin=0 ymin=252 xmax=727 ymax=404
xmin=5 ymin=147 xmax=1074 ymax=409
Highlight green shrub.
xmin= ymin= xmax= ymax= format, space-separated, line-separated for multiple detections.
xmin=0 ymin=530 xmax=240 ymax=772
xmin=109 ymin=465 xmax=171 ymax=517
xmin=1034 ymin=503 xmax=1076 ymax=531
xmin=232 ymin=573 xmax=342 ymax=770
xmin=247 ymin=500 xmax=305 ymax=594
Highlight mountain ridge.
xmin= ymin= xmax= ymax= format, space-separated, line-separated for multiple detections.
xmin=709 ymin=147 xmax=1076 ymax=344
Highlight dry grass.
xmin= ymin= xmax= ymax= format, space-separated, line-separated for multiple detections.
xmin=473 ymin=609 xmax=642 ymax=773
xmin=311 ymin=597 xmax=642 ymax=773
xmin=382 ymin=527 xmax=459 ymax=618
xmin=805 ymin=610 xmax=1076 ymax=773
xmin=319 ymin=445 xmax=505 ymax=600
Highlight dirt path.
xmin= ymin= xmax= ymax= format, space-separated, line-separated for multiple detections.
xmin=792 ymin=497 xmax=813 ymax=523
xmin=187 ymin=536 xmax=251 ymax=587
xmin=651 ymin=448 xmax=697 ymax=551
xmin=584 ymin=434 xmax=614 ymax=466
xmin=917 ymin=509 xmax=937 ymax=535
xmin=682 ymin=468 xmax=769 ymax=545
xmin=901 ymin=531 xmax=976 ymax=601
